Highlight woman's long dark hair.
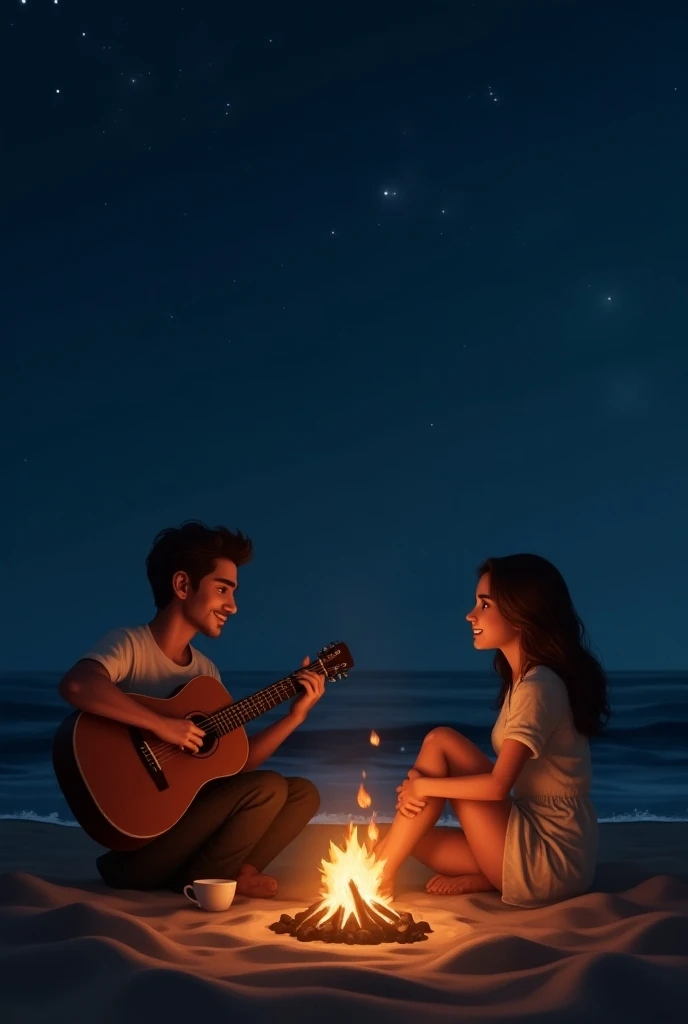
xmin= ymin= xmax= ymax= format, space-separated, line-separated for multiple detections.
xmin=478 ymin=554 xmax=610 ymax=738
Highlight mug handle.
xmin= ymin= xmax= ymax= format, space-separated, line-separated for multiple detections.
xmin=183 ymin=884 xmax=199 ymax=906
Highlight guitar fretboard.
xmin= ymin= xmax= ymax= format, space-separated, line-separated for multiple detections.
xmin=210 ymin=675 xmax=304 ymax=736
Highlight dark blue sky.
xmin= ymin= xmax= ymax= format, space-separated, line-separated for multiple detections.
xmin=3 ymin=0 xmax=687 ymax=673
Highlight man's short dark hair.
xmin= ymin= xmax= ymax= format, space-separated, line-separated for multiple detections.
xmin=146 ymin=520 xmax=254 ymax=610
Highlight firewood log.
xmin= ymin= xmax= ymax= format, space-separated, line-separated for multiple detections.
xmin=371 ymin=899 xmax=400 ymax=923
xmin=296 ymin=905 xmax=328 ymax=933
xmin=348 ymin=880 xmax=389 ymax=932
xmin=343 ymin=912 xmax=359 ymax=933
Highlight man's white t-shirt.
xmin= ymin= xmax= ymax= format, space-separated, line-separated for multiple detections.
xmin=80 ymin=624 xmax=222 ymax=698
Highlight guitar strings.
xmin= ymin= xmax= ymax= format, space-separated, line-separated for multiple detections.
xmin=147 ymin=662 xmax=331 ymax=766
xmin=149 ymin=691 xmax=292 ymax=765
xmin=149 ymin=682 xmax=295 ymax=765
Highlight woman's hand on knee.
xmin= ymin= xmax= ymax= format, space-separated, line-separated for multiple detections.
xmin=396 ymin=777 xmax=426 ymax=818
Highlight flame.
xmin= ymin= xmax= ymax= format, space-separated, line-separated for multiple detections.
xmin=369 ymin=730 xmax=380 ymax=746
xmin=314 ymin=823 xmax=394 ymax=926
xmin=361 ymin=770 xmax=366 ymax=779
xmin=357 ymin=782 xmax=372 ymax=808
xmin=367 ymin=813 xmax=379 ymax=844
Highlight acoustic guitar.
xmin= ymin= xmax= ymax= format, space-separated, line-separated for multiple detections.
xmin=52 ymin=641 xmax=354 ymax=851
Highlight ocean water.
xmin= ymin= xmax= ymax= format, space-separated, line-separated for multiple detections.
xmin=1 ymin=669 xmax=687 ymax=829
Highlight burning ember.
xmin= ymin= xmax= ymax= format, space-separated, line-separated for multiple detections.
xmin=269 ymin=823 xmax=432 ymax=945
xmin=357 ymin=781 xmax=372 ymax=808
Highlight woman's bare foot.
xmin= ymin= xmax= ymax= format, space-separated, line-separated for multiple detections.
xmin=425 ymin=872 xmax=496 ymax=896
xmin=236 ymin=863 xmax=278 ymax=898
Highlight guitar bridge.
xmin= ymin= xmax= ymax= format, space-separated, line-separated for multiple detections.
xmin=129 ymin=728 xmax=170 ymax=792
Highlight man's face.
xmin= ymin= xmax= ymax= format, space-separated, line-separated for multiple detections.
xmin=176 ymin=557 xmax=238 ymax=638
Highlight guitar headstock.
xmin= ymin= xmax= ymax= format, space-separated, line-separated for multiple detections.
xmin=315 ymin=641 xmax=354 ymax=682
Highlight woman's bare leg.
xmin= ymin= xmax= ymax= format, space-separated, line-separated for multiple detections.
xmin=375 ymin=796 xmax=446 ymax=895
xmin=411 ymin=828 xmax=495 ymax=893
xmin=376 ymin=727 xmax=501 ymax=896
xmin=375 ymin=729 xmax=460 ymax=891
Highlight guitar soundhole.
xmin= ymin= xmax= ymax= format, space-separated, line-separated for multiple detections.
xmin=186 ymin=713 xmax=217 ymax=756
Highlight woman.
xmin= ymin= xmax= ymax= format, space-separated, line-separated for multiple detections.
xmin=373 ymin=553 xmax=610 ymax=908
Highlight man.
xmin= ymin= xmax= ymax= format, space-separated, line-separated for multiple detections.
xmin=57 ymin=520 xmax=324 ymax=898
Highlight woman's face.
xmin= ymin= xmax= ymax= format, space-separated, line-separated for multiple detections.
xmin=465 ymin=573 xmax=521 ymax=651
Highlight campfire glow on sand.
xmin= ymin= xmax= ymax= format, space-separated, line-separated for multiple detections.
xmin=269 ymin=729 xmax=433 ymax=945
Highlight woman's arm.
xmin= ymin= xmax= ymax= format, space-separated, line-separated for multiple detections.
xmin=416 ymin=773 xmax=505 ymax=801
xmin=413 ymin=739 xmax=533 ymax=802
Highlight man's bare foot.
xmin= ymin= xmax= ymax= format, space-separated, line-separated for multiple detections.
xmin=235 ymin=863 xmax=278 ymax=898
xmin=425 ymin=872 xmax=497 ymax=895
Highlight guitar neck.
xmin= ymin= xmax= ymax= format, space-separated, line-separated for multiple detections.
xmin=213 ymin=674 xmax=304 ymax=735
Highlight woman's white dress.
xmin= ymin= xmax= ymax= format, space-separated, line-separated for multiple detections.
xmin=491 ymin=666 xmax=599 ymax=908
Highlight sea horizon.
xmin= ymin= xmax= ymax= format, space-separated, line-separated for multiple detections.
xmin=2 ymin=667 xmax=686 ymax=826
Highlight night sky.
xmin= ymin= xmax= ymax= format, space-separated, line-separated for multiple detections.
xmin=4 ymin=0 xmax=687 ymax=674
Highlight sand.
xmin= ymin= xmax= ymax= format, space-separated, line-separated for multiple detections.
xmin=1 ymin=819 xmax=687 ymax=1023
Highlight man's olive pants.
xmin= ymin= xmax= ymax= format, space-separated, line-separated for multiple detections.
xmin=96 ymin=770 xmax=320 ymax=892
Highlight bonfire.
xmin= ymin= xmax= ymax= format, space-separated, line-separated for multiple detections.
xmin=269 ymin=822 xmax=432 ymax=945
xmin=270 ymin=728 xmax=432 ymax=945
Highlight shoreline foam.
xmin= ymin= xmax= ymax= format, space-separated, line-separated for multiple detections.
xmin=2 ymin=807 xmax=688 ymax=827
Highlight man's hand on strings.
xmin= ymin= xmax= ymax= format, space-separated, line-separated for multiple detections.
xmin=153 ymin=715 xmax=205 ymax=753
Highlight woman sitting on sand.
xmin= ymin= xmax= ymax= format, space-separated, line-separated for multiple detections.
xmin=372 ymin=553 xmax=610 ymax=908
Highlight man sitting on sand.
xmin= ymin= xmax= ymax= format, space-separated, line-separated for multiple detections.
xmin=57 ymin=520 xmax=324 ymax=898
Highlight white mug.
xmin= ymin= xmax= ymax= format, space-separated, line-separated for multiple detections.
xmin=183 ymin=878 xmax=237 ymax=912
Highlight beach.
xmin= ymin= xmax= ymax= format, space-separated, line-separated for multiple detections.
xmin=1 ymin=819 xmax=687 ymax=1023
